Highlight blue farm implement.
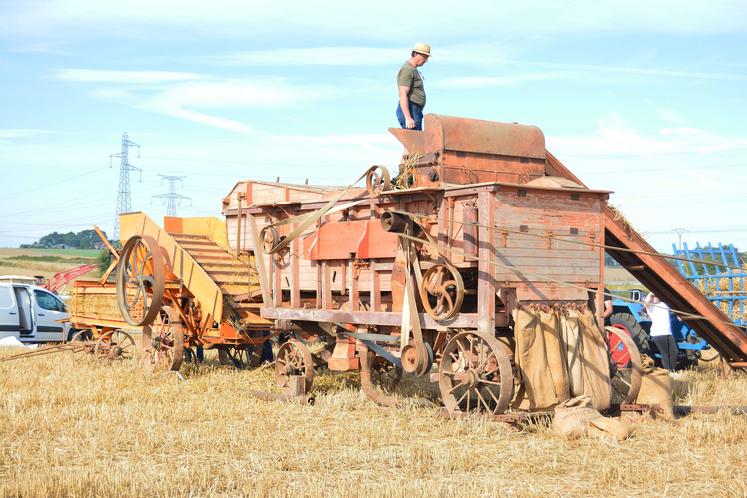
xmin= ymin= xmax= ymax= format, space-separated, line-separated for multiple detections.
xmin=672 ymin=242 xmax=747 ymax=328
xmin=607 ymin=242 xmax=747 ymax=369
xmin=608 ymin=288 xmax=707 ymax=369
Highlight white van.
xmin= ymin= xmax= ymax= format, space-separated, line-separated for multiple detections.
xmin=0 ymin=282 xmax=72 ymax=343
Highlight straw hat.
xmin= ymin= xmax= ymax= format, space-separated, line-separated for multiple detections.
xmin=412 ymin=42 xmax=431 ymax=57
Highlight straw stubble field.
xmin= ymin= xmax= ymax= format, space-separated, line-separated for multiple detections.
xmin=1 ymin=349 xmax=746 ymax=497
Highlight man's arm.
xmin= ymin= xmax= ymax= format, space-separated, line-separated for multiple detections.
xmin=398 ymin=86 xmax=415 ymax=129
xmin=643 ymin=292 xmax=654 ymax=311
xmin=603 ymin=298 xmax=613 ymax=320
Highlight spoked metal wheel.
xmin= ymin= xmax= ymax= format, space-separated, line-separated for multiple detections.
xmin=218 ymin=345 xmax=262 ymax=369
xmin=93 ymin=330 xmax=137 ymax=363
xmin=275 ymin=340 xmax=314 ymax=392
xmin=69 ymin=329 xmax=95 ymax=362
xmin=142 ymin=306 xmax=184 ymax=372
xmin=116 ymin=235 xmax=165 ymax=327
xmin=439 ymin=331 xmax=514 ymax=416
xmin=419 ymin=263 xmax=464 ymax=320
xmin=606 ymin=326 xmax=643 ymax=404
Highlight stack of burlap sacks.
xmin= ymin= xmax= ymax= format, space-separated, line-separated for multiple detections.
xmin=513 ymin=304 xmax=674 ymax=441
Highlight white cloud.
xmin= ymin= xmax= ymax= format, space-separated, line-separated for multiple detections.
xmin=548 ymin=113 xmax=747 ymax=157
xmin=140 ymin=101 xmax=255 ymax=135
xmin=433 ymin=72 xmax=577 ymax=89
xmin=56 ymin=70 xmax=336 ymax=134
xmin=53 ymin=69 xmax=206 ymax=84
xmin=515 ymin=61 xmax=747 ymax=82
xmin=0 ymin=129 xmax=57 ymax=143
xmin=136 ymin=79 xmax=333 ymax=133
xmin=205 ymin=44 xmax=513 ymax=67
xmin=654 ymin=108 xmax=686 ymax=125
xmin=209 ymin=47 xmax=404 ymax=66
xmin=5 ymin=0 xmax=746 ymax=41
xmin=146 ymin=79 xmax=330 ymax=109
xmin=9 ymin=42 xmax=68 ymax=55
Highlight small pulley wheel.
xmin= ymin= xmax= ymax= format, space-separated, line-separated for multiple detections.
xmin=365 ymin=165 xmax=391 ymax=196
xmin=401 ymin=341 xmax=433 ymax=376
xmin=420 ymin=263 xmax=464 ymax=321
xmin=116 ymin=235 xmax=165 ymax=327
xmin=260 ymin=226 xmax=280 ymax=254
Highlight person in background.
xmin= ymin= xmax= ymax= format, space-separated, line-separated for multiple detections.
xmin=644 ymin=292 xmax=678 ymax=371
xmin=396 ymin=43 xmax=430 ymax=130
xmin=603 ymin=287 xmax=614 ymax=326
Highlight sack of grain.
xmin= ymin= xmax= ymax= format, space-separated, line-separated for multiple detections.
xmin=588 ymin=416 xmax=634 ymax=441
xmin=513 ymin=306 xmax=569 ymax=410
xmin=635 ymin=355 xmax=674 ymax=420
xmin=552 ymin=395 xmax=634 ymax=440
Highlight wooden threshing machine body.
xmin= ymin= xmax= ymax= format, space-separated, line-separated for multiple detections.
xmin=221 ymin=115 xmax=621 ymax=413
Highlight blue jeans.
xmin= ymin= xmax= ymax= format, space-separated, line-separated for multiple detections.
xmin=396 ymin=102 xmax=423 ymax=130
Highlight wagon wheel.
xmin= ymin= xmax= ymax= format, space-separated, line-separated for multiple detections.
xmin=365 ymin=165 xmax=391 ymax=196
xmin=69 ymin=329 xmax=94 ymax=362
xmin=218 ymin=345 xmax=262 ymax=369
xmin=142 ymin=306 xmax=184 ymax=372
xmin=419 ymin=263 xmax=464 ymax=320
xmin=275 ymin=340 xmax=314 ymax=392
xmin=93 ymin=330 xmax=136 ymax=363
xmin=606 ymin=326 xmax=643 ymax=404
xmin=438 ymin=331 xmax=514 ymax=416
xmin=116 ymin=235 xmax=165 ymax=327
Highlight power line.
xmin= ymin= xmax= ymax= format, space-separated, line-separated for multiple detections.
xmin=110 ymin=132 xmax=141 ymax=241
xmin=583 ymin=162 xmax=747 ymax=175
xmin=139 ymin=154 xmax=358 ymax=168
xmin=562 ymin=146 xmax=747 ymax=160
xmin=152 ymin=174 xmax=191 ymax=216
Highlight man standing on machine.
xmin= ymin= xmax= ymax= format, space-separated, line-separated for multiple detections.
xmin=396 ymin=43 xmax=430 ymax=131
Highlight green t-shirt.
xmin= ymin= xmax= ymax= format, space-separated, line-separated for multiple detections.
xmin=397 ymin=62 xmax=426 ymax=107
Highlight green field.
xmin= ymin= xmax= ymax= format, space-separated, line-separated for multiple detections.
xmin=0 ymin=248 xmax=100 ymax=280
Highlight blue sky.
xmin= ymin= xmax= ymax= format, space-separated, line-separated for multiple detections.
xmin=1 ymin=0 xmax=746 ymax=252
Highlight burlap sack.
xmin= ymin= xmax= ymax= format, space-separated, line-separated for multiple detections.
xmin=576 ymin=309 xmax=612 ymax=412
xmin=589 ymin=416 xmax=634 ymax=441
xmin=553 ymin=395 xmax=633 ymax=441
xmin=635 ymin=355 xmax=674 ymax=420
xmin=552 ymin=395 xmax=599 ymax=438
xmin=541 ymin=309 xmax=570 ymax=402
xmin=561 ymin=311 xmax=585 ymax=396
xmin=513 ymin=306 xmax=569 ymax=410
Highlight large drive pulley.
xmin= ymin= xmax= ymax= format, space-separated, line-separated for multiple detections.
xmin=420 ymin=263 xmax=464 ymax=321
xmin=116 ymin=235 xmax=166 ymax=327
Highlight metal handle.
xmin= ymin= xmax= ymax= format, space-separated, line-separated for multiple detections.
xmin=9 ymin=312 xmax=16 ymax=315
xmin=38 ymin=313 xmax=46 ymax=317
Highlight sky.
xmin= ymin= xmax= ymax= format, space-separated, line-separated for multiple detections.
xmin=1 ymin=0 xmax=746 ymax=253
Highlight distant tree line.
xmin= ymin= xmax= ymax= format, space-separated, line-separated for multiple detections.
xmin=20 ymin=229 xmax=108 ymax=249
